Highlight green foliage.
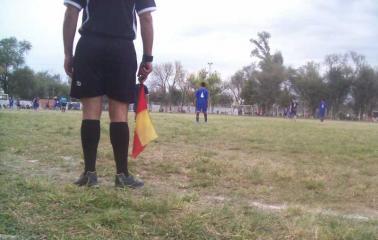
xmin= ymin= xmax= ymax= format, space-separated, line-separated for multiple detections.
xmin=244 ymin=32 xmax=287 ymax=114
xmin=351 ymin=64 xmax=378 ymax=119
xmin=217 ymin=92 xmax=233 ymax=106
xmin=290 ymin=62 xmax=328 ymax=116
xmin=8 ymin=68 xmax=69 ymax=99
xmin=151 ymin=62 xmax=227 ymax=110
xmin=0 ymin=37 xmax=69 ymax=99
xmin=277 ymin=85 xmax=293 ymax=108
xmin=324 ymin=54 xmax=353 ymax=119
xmin=206 ymin=72 xmax=222 ymax=109
xmin=0 ymin=37 xmax=32 ymax=93
xmin=239 ymin=33 xmax=378 ymax=119
xmin=226 ymin=65 xmax=254 ymax=105
xmin=241 ymin=77 xmax=258 ymax=105
xmin=8 ymin=67 xmax=35 ymax=99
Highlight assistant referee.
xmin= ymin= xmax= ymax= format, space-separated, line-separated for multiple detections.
xmin=63 ymin=0 xmax=156 ymax=188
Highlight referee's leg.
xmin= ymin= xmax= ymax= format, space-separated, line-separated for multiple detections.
xmin=74 ymin=96 xmax=102 ymax=187
xmin=109 ymin=98 xmax=144 ymax=188
xmin=81 ymin=96 xmax=102 ymax=173
xmin=108 ymin=98 xmax=128 ymax=122
xmin=82 ymin=97 xmax=103 ymax=120
xmin=108 ymin=98 xmax=143 ymax=188
xmin=108 ymin=98 xmax=130 ymax=176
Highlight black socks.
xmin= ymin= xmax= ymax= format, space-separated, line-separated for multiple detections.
xmin=196 ymin=113 xmax=207 ymax=122
xmin=81 ymin=120 xmax=100 ymax=172
xmin=110 ymin=122 xmax=130 ymax=176
xmin=81 ymin=120 xmax=130 ymax=175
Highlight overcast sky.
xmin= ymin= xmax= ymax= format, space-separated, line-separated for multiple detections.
xmin=1 ymin=0 xmax=377 ymax=81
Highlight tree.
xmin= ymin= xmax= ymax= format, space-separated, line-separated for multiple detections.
xmin=240 ymin=78 xmax=258 ymax=105
xmin=34 ymin=71 xmax=69 ymax=98
xmin=250 ymin=32 xmax=272 ymax=62
xmin=227 ymin=65 xmax=255 ymax=105
xmin=351 ymin=65 xmax=378 ymax=119
xmin=150 ymin=62 xmax=174 ymax=109
xmin=8 ymin=68 xmax=69 ymax=100
xmin=8 ymin=67 xmax=36 ymax=99
xmin=277 ymin=84 xmax=293 ymax=109
xmin=344 ymin=52 xmax=378 ymax=119
xmin=290 ymin=62 xmax=328 ymax=117
xmin=248 ymin=31 xmax=287 ymax=114
xmin=207 ymin=72 xmax=222 ymax=112
xmin=324 ymin=54 xmax=353 ymax=119
xmin=174 ymin=61 xmax=191 ymax=109
xmin=0 ymin=37 xmax=32 ymax=93
xmin=217 ymin=92 xmax=234 ymax=107
xmin=150 ymin=62 xmax=190 ymax=110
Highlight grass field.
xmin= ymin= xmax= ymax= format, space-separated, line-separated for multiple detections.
xmin=0 ymin=110 xmax=377 ymax=239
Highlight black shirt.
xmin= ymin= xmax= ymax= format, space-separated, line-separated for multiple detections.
xmin=291 ymin=102 xmax=298 ymax=111
xmin=64 ymin=0 xmax=156 ymax=39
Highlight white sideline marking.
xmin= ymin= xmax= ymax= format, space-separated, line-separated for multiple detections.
xmin=205 ymin=196 xmax=377 ymax=221
xmin=250 ymin=201 xmax=286 ymax=211
xmin=248 ymin=201 xmax=374 ymax=221
xmin=206 ymin=196 xmax=227 ymax=202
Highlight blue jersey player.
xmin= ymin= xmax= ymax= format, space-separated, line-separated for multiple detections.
xmin=195 ymin=82 xmax=209 ymax=123
xmin=60 ymin=96 xmax=68 ymax=112
xmin=318 ymin=99 xmax=327 ymax=122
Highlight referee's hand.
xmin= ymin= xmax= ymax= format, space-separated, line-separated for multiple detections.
xmin=64 ymin=55 xmax=74 ymax=78
xmin=138 ymin=62 xmax=153 ymax=83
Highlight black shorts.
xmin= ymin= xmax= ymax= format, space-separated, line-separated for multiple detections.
xmin=71 ymin=35 xmax=137 ymax=103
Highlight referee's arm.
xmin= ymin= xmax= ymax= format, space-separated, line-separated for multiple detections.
xmin=137 ymin=12 xmax=154 ymax=82
xmin=63 ymin=6 xmax=80 ymax=77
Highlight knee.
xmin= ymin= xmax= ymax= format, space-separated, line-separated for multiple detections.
xmin=109 ymin=99 xmax=128 ymax=122
xmin=109 ymin=110 xmax=127 ymax=122
xmin=82 ymin=99 xmax=102 ymax=120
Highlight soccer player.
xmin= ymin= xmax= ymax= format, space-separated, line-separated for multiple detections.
xmin=63 ymin=0 xmax=156 ymax=188
xmin=289 ymin=99 xmax=298 ymax=120
xmin=32 ymin=97 xmax=40 ymax=111
xmin=195 ymin=82 xmax=209 ymax=123
xmin=16 ymin=98 xmax=21 ymax=110
xmin=318 ymin=99 xmax=327 ymax=122
xmin=9 ymin=96 xmax=14 ymax=109
xmin=60 ymin=96 xmax=68 ymax=112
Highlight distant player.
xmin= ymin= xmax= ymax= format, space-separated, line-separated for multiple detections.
xmin=32 ymin=97 xmax=40 ymax=111
xmin=318 ymin=99 xmax=327 ymax=122
xmin=283 ymin=107 xmax=289 ymax=118
xmin=60 ymin=96 xmax=68 ymax=112
xmin=9 ymin=96 xmax=14 ymax=109
xmin=16 ymin=98 xmax=21 ymax=110
xmin=289 ymin=99 xmax=298 ymax=120
xmin=195 ymin=82 xmax=209 ymax=123
xmin=53 ymin=97 xmax=59 ymax=110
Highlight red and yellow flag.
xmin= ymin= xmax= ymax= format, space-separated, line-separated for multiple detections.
xmin=132 ymin=85 xmax=158 ymax=158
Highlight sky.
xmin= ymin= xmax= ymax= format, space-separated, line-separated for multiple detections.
xmin=1 ymin=0 xmax=377 ymax=82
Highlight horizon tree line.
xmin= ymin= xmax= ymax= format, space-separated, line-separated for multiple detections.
xmin=2 ymin=34 xmax=378 ymax=119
